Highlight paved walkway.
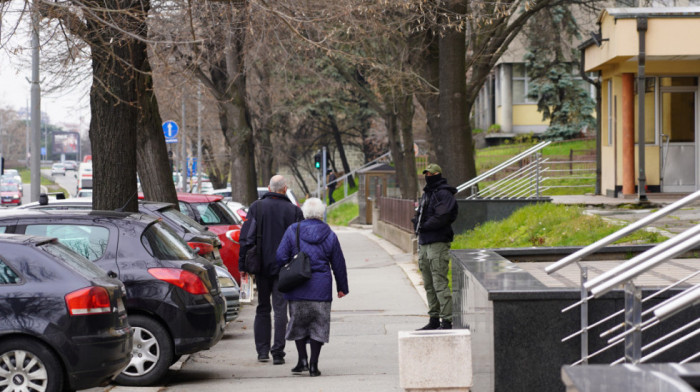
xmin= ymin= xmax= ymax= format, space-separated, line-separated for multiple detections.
xmin=99 ymin=225 xmax=428 ymax=391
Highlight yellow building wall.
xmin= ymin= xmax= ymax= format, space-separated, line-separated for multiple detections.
xmin=512 ymin=105 xmax=548 ymax=127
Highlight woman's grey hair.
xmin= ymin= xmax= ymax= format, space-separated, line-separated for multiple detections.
xmin=302 ymin=198 xmax=326 ymax=220
xmin=268 ymin=175 xmax=287 ymax=193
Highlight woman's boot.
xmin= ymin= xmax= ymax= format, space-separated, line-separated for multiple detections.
xmin=291 ymin=358 xmax=309 ymax=373
xmin=309 ymin=362 xmax=321 ymax=377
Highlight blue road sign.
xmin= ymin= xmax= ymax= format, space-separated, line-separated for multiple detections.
xmin=162 ymin=121 xmax=179 ymax=139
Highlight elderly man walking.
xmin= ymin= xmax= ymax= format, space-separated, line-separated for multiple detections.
xmin=413 ymin=163 xmax=458 ymax=330
xmin=239 ymin=175 xmax=304 ymax=364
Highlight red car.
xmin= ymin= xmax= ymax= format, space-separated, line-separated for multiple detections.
xmin=174 ymin=193 xmax=243 ymax=283
xmin=0 ymin=182 xmax=22 ymax=206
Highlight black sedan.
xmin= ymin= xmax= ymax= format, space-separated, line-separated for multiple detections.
xmin=0 ymin=210 xmax=226 ymax=386
xmin=0 ymin=234 xmax=132 ymax=392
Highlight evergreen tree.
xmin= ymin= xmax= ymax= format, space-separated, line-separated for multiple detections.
xmin=524 ymin=6 xmax=596 ymax=140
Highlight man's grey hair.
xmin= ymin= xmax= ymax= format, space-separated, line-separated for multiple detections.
xmin=302 ymin=198 xmax=326 ymax=220
xmin=268 ymin=175 xmax=287 ymax=193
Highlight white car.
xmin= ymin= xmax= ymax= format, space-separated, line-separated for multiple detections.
xmin=76 ymin=189 xmax=93 ymax=198
xmin=51 ymin=163 xmax=66 ymax=176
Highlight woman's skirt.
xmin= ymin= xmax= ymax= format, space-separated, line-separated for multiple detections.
xmin=286 ymin=300 xmax=332 ymax=343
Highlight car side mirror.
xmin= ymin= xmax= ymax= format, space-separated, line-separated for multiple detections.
xmin=226 ymin=229 xmax=240 ymax=244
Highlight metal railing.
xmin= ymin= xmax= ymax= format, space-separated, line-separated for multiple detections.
xmin=378 ymin=196 xmax=415 ymax=232
xmin=457 ymin=141 xmax=551 ymax=197
xmin=545 ymin=190 xmax=700 ymax=366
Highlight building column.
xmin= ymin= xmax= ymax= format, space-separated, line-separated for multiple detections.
xmin=500 ymin=64 xmax=513 ymax=133
xmin=622 ymin=73 xmax=635 ymax=195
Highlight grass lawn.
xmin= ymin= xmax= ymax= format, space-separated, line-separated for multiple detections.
xmin=451 ymin=203 xmax=666 ymax=250
xmin=327 ymin=202 xmax=359 ymax=226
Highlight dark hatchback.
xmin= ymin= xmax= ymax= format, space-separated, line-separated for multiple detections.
xmin=0 ymin=234 xmax=132 ymax=391
xmin=0 ymin=210 xmax=226 ymax=386
xmin=19 ymin=198 xmax=240 ymax=323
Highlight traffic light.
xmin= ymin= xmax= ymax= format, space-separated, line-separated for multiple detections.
xmin=314 ymin=152 xmax=321 ymax=170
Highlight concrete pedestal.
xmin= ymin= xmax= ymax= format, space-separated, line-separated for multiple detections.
xmin=398 ymin=330 xmax=472 ymax=391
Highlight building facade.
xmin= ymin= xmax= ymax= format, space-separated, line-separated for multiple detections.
xmin=582 ymin=7 xmax=700 ymax=196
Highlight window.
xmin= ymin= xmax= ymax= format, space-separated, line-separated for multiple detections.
xmin=0 ymin=259 xmax=19 ymax=284
xmin=41 ymin=242 xmax=108 ymax=279
xmin=0 ymin=227 xmax=5 ymax=234
xmin=141 ymin=223 xmax=194 ymax=261
xmin=512 ymin=64 xmax=536 ymax=104
xmin=25 ymin=224 xmax=109 ymax=261
xmin=495 ymin=68 xmax=501 ymax=106
xmin=192 ymin=202 xmax=237 ymax=225
xmin=607 ymin=79 xmax=613 ymax=146
xmin=634 ymin=77 xmax=656 ymax=144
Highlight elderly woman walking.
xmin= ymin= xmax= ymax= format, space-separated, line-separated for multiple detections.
xmin=276 ymin=197 xmax=349 ymax=377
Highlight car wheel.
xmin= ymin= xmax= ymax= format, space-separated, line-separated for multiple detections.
xmin=0 ymin=337 xmax=64 ymax=392
xmin=115 ymin=315 xmax=173 ymax=386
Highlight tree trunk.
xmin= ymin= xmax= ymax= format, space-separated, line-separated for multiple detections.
xmin=328 ymin=114 xmax=356 ymax=188
xmin=398 ymin=95 xmax=418 ymax=200
xmin=134 ymin=34 xmax=177 ymax=204
xmin=412 ymin=31 xmax=440 ymax=163
xmin=258 ymin=125 xmax=273 ymax=185
xmin=87 ymin=2 xmax=139 ymax=212
xmin=437 ymin=1 xmax=476 ymax=191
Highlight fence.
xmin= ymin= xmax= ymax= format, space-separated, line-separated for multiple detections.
xmin=378 ymin=196 xmax=415 ymax=233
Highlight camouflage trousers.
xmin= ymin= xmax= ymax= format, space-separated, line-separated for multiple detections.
xmin=418 ymin=242 xmax=452 ymax=322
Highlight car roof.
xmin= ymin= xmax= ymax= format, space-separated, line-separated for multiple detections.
xmin=176 ymin=192 xmax=224 ymax=203
xmin=0 ymin=233 xmax=55 ymax=246
xmin=20 ymin=198 xmax=175 ymax=211
xmin=0 ymin=209 xmax=158 ymax=224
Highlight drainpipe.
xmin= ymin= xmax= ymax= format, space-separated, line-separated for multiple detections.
xmin=637 ymin=17 xmax=648 ymax=202
xmin=579 ymin=50 xmax=601 ymax=195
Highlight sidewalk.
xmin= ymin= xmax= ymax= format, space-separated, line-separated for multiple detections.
xmin=159 ymin=225 xmax=427 ymax=391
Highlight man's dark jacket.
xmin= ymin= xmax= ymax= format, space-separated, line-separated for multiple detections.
xmin=414 ymin=176 xmax=458 ymax=245
xmin=238 ymin=192 xmax=303 ymax=276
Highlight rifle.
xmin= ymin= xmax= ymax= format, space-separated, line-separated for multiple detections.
xmin=414 ymin=195 xmax=425 ymax=236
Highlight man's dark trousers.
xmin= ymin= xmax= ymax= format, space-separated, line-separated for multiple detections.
xmin=254 ymin=274 xmax=287 ymax=358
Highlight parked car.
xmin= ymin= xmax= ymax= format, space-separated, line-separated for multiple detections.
xmin=18 ymin=197 xmax=241 ymax=323
xmin=0 ymin=182 xmax=21 ymax=206
xmin=0 ymin=234 xmax=133 ymax=391
xmin=62 ymin=160 xmax=78 ymax=170
xmin=225 ymin=200 xmax=248 ymax=222
xmin=257 ymin=186 xmax=300 ymax=206
xmin=76 ymin=188 xmax=93 ymax=198
xmin=51 ymin=163 xmax=66 ymax=176
xmin=1 ymin=169 xmax=23 ymax=194
xmin=214 ymin=264 xmax=240 ymax=323
xmin=173 ymin=193 xmax=243 ymax=283
xmin=0 ymin=210 xmax=226 ymax=386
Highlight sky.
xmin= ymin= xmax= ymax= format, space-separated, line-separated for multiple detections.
xmin=0 ymin=5 xmax=91 ymax=132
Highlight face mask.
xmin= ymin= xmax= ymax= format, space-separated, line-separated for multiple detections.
xmin=425 ymin=173 xmax=442 ymax=185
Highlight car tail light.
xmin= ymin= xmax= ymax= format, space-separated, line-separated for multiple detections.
xmin=148 ymin=268 xmax=208 ymax=295
xmin=187 ymin=242 xmax=214 ymax=256
xmin=65 ymin=286 xmax=112 ymax=315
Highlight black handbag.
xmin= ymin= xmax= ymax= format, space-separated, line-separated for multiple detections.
xmin=278 ymin=223 xmax=311 ymax=293
xmin=244 ymin=207 xmax=262 ymax=275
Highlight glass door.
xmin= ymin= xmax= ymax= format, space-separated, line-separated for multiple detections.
xmin=660 ymin=89 xmax=696 ymax=192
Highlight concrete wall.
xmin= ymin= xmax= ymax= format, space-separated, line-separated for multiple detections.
xmin=453 ymin=198 xmax=551 ymax=235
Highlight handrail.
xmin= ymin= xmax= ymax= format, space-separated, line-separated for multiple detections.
xmin=456 ymin=141 xmax=551 ymax=193
xmin=545 ymin=189 xmax=700 ymax=274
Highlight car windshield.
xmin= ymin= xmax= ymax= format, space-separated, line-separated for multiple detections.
xmin=41 ymin=241 xmax=109 ymax=279
xmin=141 ymin=222 xmax=195 ymax=260
xmin=193 ymin=201 xmax=240 ymax=225
xmin=1 ymin=184 xmax=18 ymax=192
xmin=159 ymin=207 xmax=209 ymax=234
